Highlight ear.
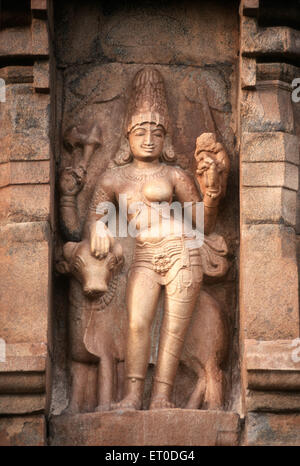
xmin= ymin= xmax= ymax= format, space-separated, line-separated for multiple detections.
xmin=56 ymin=260 xmax=70 ymax=275
xmin=63 ymin=242 xmax=78 ymax=262
xmin=106 ymin=253 xmax=117 ymax=271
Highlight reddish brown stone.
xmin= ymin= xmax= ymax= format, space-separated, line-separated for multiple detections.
xmin=241 ymin=132 xmax=299 ymax=164
xmin=0 ymin=394 xmax=45 ymax=415
xmin=50 ymin=410 xmax=240 ymax=446
xmin=242 ymin=162 xmax=298 ymax=191
xmin=240 ymin=225 xmax=299 ymax=340
xmin=0 ymin=415 xmax=45 ymax=446
xmin=247 ymin=413 xmax=300 ymax=446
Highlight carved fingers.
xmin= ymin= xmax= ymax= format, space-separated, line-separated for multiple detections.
xmin=90 ymin=221 xmax=113 ymax=259
xmin=59 ymin=166 xmax=86 ymax=196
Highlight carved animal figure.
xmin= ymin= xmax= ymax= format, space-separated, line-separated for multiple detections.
xmin=181 ymin=290 xmax=229 ymax=410
xmin=57 ymin=239 xmax=125 ymax=413
xmin=59 ymin=239 xmax=228 ymax=412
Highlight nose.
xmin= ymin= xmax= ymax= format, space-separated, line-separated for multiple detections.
xmin=83 ymin=282 xmax=108 ymax=297
xmin=143 ymin=130 xmax=154 ymax=146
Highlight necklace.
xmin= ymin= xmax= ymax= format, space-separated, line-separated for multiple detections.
xmin=120 ymin=163 xmax=168 ymax=182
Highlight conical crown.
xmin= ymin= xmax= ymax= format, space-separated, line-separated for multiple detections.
xmin=126 ymin=68 xmax=169 ymax=134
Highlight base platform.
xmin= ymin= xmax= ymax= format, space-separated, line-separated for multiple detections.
xmin=49 ymin=409 xmax=240 ymax=446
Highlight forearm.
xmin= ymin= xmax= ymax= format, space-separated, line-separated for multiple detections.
xmin=60 ymin=195 xmax=81 ymax=241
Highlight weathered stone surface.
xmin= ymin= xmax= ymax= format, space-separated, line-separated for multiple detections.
xmin=241 ymin=132 xmax=299 ymax=164
xmin=247 ymin=413 xmax=300 ymax=446
xmin=31 ymin=19 xmax=49 ymax=56
xmin=0 ymin=184 xmax=50 ymax=223
xmin=240 ymin=224 xmax=299 ymax=340
xmin=0 ymin=161 xmax=50 ymax=188
xmin=0 ymin=373 xmax=45 ymax=394
xmin=246 ymin=390 xmax=300 ymax=412
xmin=241 ymin=82 xmax=294 ymax=133
xmin=0 ymin=27 xmax=32 ymax=57
xmin=256 ymin=63 xmax=300 ymax=84
xmin=50 ymin=410 xmax=240 ymax=446
xmin=0 ymin=84 xmax=50 ymax=163
xmin=0 ymin=394 xmax=45 ymax=415
xmin=246 ymin=340 xmax=300 ymax=371
xmin=242 ymin=18 xmax=300 ymax=59
xmin=34 ymin=61 xmax=50 ymax=92
xmin=0 ymin=415 xmax=45 ymax=446
xmin=0 ymin=224 xmax=50 ymax=343
xmin=241 ymin=187 xmax=296 ymax=226
xmin=242 ymin=162 xmax=298 ymax=191
xmin=241 ymin=57 xmax=256 ymax=89
xmin=55 ymin=0 xmax=238 ymax=66
xmin=0 ymin=66 xmax=33 ymax=84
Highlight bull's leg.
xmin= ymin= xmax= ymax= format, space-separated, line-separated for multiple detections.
xmin=65 ymin=361 xmax=89 ymax=414
xmin=95 ymin=355 xmax=115 ymax=412
xmin=185 ymin=373 xmax=206 ymax=409
xmin=204 ymin=359 xmax=224 ymax=409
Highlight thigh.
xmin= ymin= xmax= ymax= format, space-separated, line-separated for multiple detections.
xmin=126 ymin=268 xmax=161 ymax=328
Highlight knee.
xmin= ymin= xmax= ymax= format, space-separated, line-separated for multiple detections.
xmin=128 ymin=318 xmax=150 ymax=337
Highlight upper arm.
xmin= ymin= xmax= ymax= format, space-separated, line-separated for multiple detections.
xmin=173 ymin=167 xmax=201 ymax=203
xmin=84 ymin=171 xmax=117 ymax=234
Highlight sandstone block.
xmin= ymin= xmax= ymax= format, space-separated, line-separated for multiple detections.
xmin=0 ymin=394 xmax=45 ymax=415
xmin=256 ymin=63 xmax=300 ymax=83
xmin=247 ymin=413 xmax=300 ymax=446
xmin=34 ymin=61 xmax=50 ymax=92
xmin=50 ymin=410 xmax=240 ymax=446
xmin=0 ymin=415 xmax=45 ymax=446
xmin=0 ymin=184 xmax=50 ymax=223
xmin=241 ymin=81 xmax=294 ymax=133
xmin=0 ymin=161 xmax=50 ymax=188
xmin=31 ymin=19 xmax=49 ymax=56
xmin=240 ymin=224 xmax=299 ymax=339
xmin=242 ymin=162 xmax=298 ymax=191
xmin=241 ymin=186 xmax=296 ymax=226
xmin=0 ymin=224 xmax=50 ymax=343
xmin=246 ymin=390 xmax=300 ymax=412
xmin=241 ymin=132 xmax=299 ymax=165
xmin=241 ymin=57 xmax=256 ymax=89
xmin=0 ymin=27 xmax=32 ymax=57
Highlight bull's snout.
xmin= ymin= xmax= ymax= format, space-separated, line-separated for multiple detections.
xmin=83 ymin=281 xmax=108 ymax=298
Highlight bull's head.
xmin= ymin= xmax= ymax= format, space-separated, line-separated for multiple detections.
xmin=57 ymin=239 xmax=123 ymax=298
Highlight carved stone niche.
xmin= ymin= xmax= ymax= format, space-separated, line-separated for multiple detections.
xmin=49 ymin=0 xmax=240 ymax=446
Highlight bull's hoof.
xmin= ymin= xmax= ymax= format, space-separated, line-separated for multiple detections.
xmin=111 ymin=394 xmax=142 ymax=411
xmin=149 ymin=395 xmax=175 ymax=410
xmin=95 ymin=403 xmax=111 ymax=412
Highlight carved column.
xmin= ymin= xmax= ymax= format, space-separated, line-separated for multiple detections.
xmin=0 ymin=0 xmax=53 ymax=446
xmin=239 ymin=0 xmax=300 ymax=445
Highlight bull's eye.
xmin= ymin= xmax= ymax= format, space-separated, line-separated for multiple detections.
xmin=73 ymin=257 xmax=82 ymax=272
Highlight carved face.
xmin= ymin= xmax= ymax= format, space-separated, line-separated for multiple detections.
xmin=128 ymin=122 xmax=165 ymax=161
xmin=58 ymin=240 xmax=123 ymax=298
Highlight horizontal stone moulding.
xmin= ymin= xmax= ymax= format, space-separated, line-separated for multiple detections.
xmin=256 ymin=63 xmax=300 ymax=84
xmin=245 ymin=339 xmax=300 ymax=371
xmin=0 ymin=66 xmax=34 ymax=84
xmin=242 ymin=161 xmax=298 ymax=191
xmin=0 ymin=221 xmax=50 ymax=245
xmin=0 ymin=372 xmax=45 ymax=394
xmin=0 ymin=19 xmax=49 ymax=58
xmin=241 ymin=132 xmax=299 ymax=165
xmin=247 ymin=413 xmax=300 ymax=446
xmin=0 ymin=393 xmax=45 ymax=415
xmin=246 ymin=390 xmax=300 ymax=412
xmin=242 ymin=18 xmax=300 ymax=60
xmin=241 ymin=81 xmax=294 ymax=133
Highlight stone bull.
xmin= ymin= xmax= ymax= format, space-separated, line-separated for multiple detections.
xmin=58 ymin=239 xmax=228 ymax=412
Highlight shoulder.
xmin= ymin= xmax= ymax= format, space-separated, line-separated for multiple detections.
xmin=95 ymin=166 xmax=122 ymax=191
xmin=171 ymin=165 xmax=194 ymax=183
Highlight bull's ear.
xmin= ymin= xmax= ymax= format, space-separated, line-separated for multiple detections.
xmin=106 ymin=253 xmax=117 ymax=271
xmin=63 ymin=241 xmax=78 ymax=261
xmin=56 ymin=260 xmax=70 ymax=275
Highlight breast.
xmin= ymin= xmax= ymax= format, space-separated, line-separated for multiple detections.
xmin=142 ymin=180 xmax=173 ymax=203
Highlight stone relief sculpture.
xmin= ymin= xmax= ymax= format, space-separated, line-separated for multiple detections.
xmin=58 ymin=68 xmax=230 ymax=413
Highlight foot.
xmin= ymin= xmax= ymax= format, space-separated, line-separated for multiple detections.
xmin=95 ymin=402 xmax=111 ymax=412
xmin=111 ymin=394 xmax=142 ymax=411
xmin=149 ymin=394 xmax=175 ymax=410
